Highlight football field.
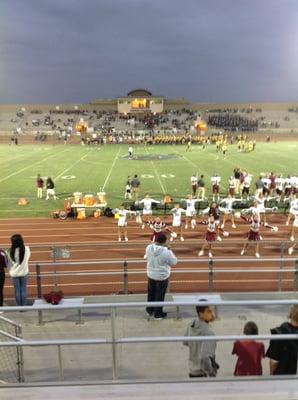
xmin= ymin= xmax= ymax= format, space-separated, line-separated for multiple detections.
xmin=0 ymin=141 xmax=297 ymax=217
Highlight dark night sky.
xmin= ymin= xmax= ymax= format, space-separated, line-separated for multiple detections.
xmin=0 ymin=0 xmax=297 ymax=103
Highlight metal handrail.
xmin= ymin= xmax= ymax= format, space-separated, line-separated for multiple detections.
xmin=1 ymin=299 xmax=298 ymax=383
xmin=2 ymin=298 xmax=298 ymax=312
xmin=29 ymin=256 xmax=298 ymax=267
xmin=1 ymin=333 xmax=298 ymax=348
xmin=1 ymin=238 xmax=296 ymax=251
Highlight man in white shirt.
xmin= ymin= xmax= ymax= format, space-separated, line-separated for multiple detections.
xmin=145 ymin=233 xmax=177 ymax=320
xmin=128 ymin=146 xmax=133 ymax=160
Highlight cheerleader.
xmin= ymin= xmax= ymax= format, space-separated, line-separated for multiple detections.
xmin=114 ymin=205 xmax=136 ymax=242
xmin=147 ymin=217 xmax=175 ymax=242
xmin=198 ymin=215 xmax=228 ymax=258
xmin=219 ymin=194 xmax=236 ymax=229
xmin=183 ymin=194 xmax=199 ymax=229
xmin=201 ymin=201 xmax=225 ymax=241
xmin=286 ymin=195 xmax=298 ymax=226
xmin=288 ymin=205 xmax=298 ymax=255
xmin=244 ymin=194 xmax=277 ymax=225
xmin=240 ymin=215 xmax=278 ymax=258
xmin=139 ymin=194 xmax=160 ymax=229
xmin=170 ymin=203 xmax=187 ymax=241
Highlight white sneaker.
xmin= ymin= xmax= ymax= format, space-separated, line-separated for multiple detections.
xmin=180 ymin=236 xmax=185 ymax=241
xmin=217 ymin=236 xmax=222 ymax=242
xmin=288 ymin=247 xmax=294 ymax=255
xmin=290 ymin=236 xmax=295 ymax=242
xmin=259 ymin=236 xmax=263 ymax=241
xmin=143 ymin=254 xmax=147 ymax=259
xmin=141 ymin=224 xmax=145 ymax=229
xmin=255 ymin=252 xmax=260 ymax=258
xmin=198 ymin=250 xmax=204 ymax=256
xmin=118 ymin=238 xmax=121 ymax=242
xmin=286 ymin=221 xmax=289 ymax=226
xmin=185 ymin=224 xmax=188 ymax=230
xmin=241 ymin=249 xmax=245 ymax=255
xmin=221 ymin=224 xmax=225 ymax=229
xmin=208 ymin=252 xmax=213 ymax=258
xmin=125 ymin=237 xmax=128 ymax=242
xmin=232 ymin=224 xmax=236 ymax=229
xmin=170 ymin=237 xmax=174 ymax=242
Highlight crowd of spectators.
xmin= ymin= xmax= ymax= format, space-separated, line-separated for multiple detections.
xmin=207 ymin=113 xmax=258 ymax=132
xmin=3 ymin=104 xmax=298 ymax=141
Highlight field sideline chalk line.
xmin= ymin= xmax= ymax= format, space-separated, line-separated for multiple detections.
xmin=145 ymin=147 xmax=166 ymax=194
xmin=0 ymin=148 xmax=70 ymax=183
xmin=102 ymin=146 xmax=122 ymax=190
xmin=172 ymin=148 xmax=212 ymax=181
xmin=54 ymin=151 xmax=90 ymax=181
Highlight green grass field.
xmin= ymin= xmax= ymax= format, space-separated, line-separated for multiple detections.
xmin=0 ymin=142 xmax=297 ymax=217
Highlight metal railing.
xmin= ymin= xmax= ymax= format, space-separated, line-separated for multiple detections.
xmin=0 ymin=315 xmax=24 ymax=383
xmin=31 ymin=250 xmax=298 ymax=297
xmin=1 ymin=299 xmax=298 ymax=383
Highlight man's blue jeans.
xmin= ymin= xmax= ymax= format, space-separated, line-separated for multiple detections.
xmin=12 ymin=276 xmax=28 ymax=306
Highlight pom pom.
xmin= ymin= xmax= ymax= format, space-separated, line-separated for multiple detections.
xmin=170 ymin=232 xmax=177 ymax=238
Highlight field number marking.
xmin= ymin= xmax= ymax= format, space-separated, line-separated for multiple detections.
xmin=161 ymin=174 xmax=175 ymax=179
xmin=141 ymin=174 xmax=175 ymax=179
xmin=141 ymin=174 xmax=154 ymax=179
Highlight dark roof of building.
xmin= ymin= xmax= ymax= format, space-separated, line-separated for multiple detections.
xmin=127 ymin=89 xmax=152 ymax=97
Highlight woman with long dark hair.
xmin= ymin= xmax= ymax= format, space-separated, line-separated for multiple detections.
xmin=9 ymin=234 xmax=31 ymax=306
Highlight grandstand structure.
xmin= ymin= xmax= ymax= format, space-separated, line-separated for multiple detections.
xmin=0 ymin=95 xmax=298 ymax=397
xmin=1 ymin=91 xmax=298 ymax=143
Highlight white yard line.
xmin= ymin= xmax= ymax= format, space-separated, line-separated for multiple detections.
xmin=145 ymin=148 xmax=166 ymax=194
xmin=0 ymin=148 xmax=70 ymax=183
xmin=102 ymin=146 xmax=121 ymax=190
xmin=172 ymin=149 xmax=212 ymax=180
xmin=54 ymin=151 xmax=90 ymax=181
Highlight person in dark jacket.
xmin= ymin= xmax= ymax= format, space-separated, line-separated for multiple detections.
xmin=0 ymin=249 xmax=9 ymax=308
xmin=46 ymin=177 xmax=57 ymax=200
xmin=266 ymin=305 xmax=298 ymax=375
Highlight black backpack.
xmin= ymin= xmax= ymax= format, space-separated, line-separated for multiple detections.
xmin=104 ymin=207 xmax=114 ymax=217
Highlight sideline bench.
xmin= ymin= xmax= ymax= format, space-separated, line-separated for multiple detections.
xmin=32 ymin=298 xmax=84 ymax=325
xmin=172 ymin=294 xmax=222 ymax=319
